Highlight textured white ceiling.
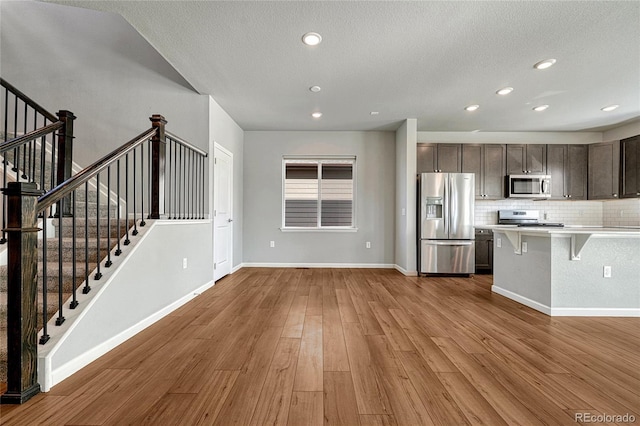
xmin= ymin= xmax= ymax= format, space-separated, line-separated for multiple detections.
xmin=46 ymin=0 xmax=640 ymax=132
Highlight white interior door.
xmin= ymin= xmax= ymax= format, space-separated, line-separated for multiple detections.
xmin=214 ymin=144 xmax=233 ymax=281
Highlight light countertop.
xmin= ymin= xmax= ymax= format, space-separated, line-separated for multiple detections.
xmin=476 ymin=225 xmax=640 ymax=236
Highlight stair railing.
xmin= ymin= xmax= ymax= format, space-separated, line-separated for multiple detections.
xmin=0 ymin=78 xmax=76 ymax=240
xmin=0 ymin=114 xmax=207 ymax=404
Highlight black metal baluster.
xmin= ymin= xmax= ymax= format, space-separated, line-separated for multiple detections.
xmin=201 ymin=155 xmax=206 ymax=219
xmin=173 ymin=141 xmax=178 ymax=219
xmin=194 ymin=152 xmax=198 ymax=219
xmin=49 ymin=129 xmax=56 ymax=211
xmin=1 ymin=88 xmax=7 ymax=244
xmin=197 ymin=155 xmax=201 ymax=219
xmin=70 ymin=190 xmax=78 ymax=308
xmin=39 ymin=118 xmax=47 ymax=192
xmin=13 ymin=94 xmax=18 ymax=178
xmin=94 ymin=174 xmax=102 ymax=280
xmin=56 ymin=199 xmax=65 ymax=326
xmin=105 ymin=166 xmax=112 ymax=267
xmin=140 ymin=143 xmax=146 ymax=227
xmin=193 ymin=152 xmax=197 ymax=219
xmin=166 ymin=138 xmax=171 ymax=218
xmin=115 ymin=159 xmax=122 ymax=256
xmin=132 ymin=149 xmax=138 ymax=236
xmin=21 ymin=101 xmax=28 ymax=179
xmin=30 ymin=110 xmax=37 ymax=181
xmin=83 ymin=181 xmax=91 ymax=294
xmin=190 ymin=150 xmax=194 ymax=219
xmin=148 ymin=139 xmax=151 ymax=220
xmin=40 ymin=213 xmax=50 ymax=344
xmin=184 ymin=148 xmax=189 ymax=219
xmin=125 ymin=154 xmax=131 ymax=244
xmin=179 ymin=144 xmax=184 ymax=219
xmin=198 ymin=155 xmax=204 ymax=219
xmin=186 ymin=149 xmax=190 ymax=219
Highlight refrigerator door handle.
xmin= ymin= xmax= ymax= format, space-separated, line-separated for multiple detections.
xmin=443 ymin=175 xmax=449 ymax=236
xmin=424 ymin=240 xmax=474 ymax=246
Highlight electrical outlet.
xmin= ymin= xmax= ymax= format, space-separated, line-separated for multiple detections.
xmin=270 ymin=241 xmax=275 ymax=248
xmin=496 ymin=238 xmax=502 ymax=248
xmin=543 ymin=212 xmax=548 ymax=220
xmin=366 ymin=241 xmax=371 ymax=249
xmin=522 ymin=242 xmax=528 ymax=253
xmin=401 ymin=208 xmax=406 ymax=216
xmin=182 ymin=258 xmax=188 ymax=269
xmin=603 ymin=266 xmax=612 ymax=278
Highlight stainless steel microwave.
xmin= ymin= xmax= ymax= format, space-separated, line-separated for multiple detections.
xmin=507 ymin=175 xmax=551 ymax=198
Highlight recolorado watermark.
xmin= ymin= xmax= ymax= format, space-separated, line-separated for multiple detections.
xmin=575 ymin=412 xmax=636 ymax=423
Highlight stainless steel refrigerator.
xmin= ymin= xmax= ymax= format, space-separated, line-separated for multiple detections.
xmin=418 ymin=173 xmax=475 ymax=274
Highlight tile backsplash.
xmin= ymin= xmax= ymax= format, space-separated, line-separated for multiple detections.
xmin=475 ymin=198 xmax=640 ymax=227
xmin=603 ymin=198 xmax=640 ymax=227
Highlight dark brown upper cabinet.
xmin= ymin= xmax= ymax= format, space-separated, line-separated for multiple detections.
xmin=546 ymin=144 xmax=587 ymax=200
xmin=461 ymin=144 xmax=506 ymax=199
xmin=620 ymin=135 xmax=640 ymax=198
xmin=588 ymin=141 xmax=620 ymax=200
xmin=506 ymin=144 xmax=547 ymax=175
xmin=417 ymin=143 xmax=461 ymax=173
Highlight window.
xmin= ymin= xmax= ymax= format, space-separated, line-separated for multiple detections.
xmin=283 ymin=157 xmax=355 ymax=229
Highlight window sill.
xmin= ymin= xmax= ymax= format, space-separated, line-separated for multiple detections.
xmin=280 ymin=227 xmax=358 ymax=233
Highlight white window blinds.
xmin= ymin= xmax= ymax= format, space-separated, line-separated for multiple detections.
xmin=283 ymin=158 xmax=355 ymax=228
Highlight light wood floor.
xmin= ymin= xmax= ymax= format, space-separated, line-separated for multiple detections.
xmin=1 ymin=268 xmax=639 ymax=425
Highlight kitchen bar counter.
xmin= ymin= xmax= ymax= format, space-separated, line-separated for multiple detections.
xmin=488 ymin=226 xmax=640 ymax=316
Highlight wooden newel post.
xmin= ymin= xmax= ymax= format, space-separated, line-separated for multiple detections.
xmin=56 ymin=110 xmax=75 ymax=217
xmin=0 ymin=182 xmax=43 ymax=404
xmin=149 ymin=114 xmax=166 ymax=219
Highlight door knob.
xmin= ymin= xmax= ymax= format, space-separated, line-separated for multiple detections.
xmin=228 ymin=218 xmax=233 ymax=222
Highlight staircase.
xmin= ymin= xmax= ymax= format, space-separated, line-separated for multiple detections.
xmin=0 ymin=183 xmax=134 ymax=384
xmin=1 ymin=79 xmax=208 ymax=404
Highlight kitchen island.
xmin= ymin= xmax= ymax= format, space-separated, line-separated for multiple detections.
xmin=486 ymin=226 xmax=640 ymax=316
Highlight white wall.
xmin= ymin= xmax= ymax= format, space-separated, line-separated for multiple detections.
xmin=242 ymin=131 xmax=395 ymax=266
xmin=395 ymin=119 xmax=417 ymax=275
xmin=39 ymin=220 xmax=214 ymax=391
xmin=209 ymin=96 xmax=244 ymax=271
xmin=603 ymin=120 xmax=640 ymax=142
xmin=1 ymin=0 xmax=210 ymax=167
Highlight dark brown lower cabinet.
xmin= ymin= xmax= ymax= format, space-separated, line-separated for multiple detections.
xmin=475 ymin=229 xmax=493 ymax=274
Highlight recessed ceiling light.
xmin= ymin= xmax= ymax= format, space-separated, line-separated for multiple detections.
xmin=601 ymin=104 xmax=619 ymax=112
xmin=309 ymin=86 xmax=321 ymax=93
xmin=496 ymin=87 xmax=514 ymax=96
xmin=465 ymin=105 xmax=480 ymax=111
xmin=370 ymin=111 xmax=379 ymax=115
xmin=311 ymin=111 xmax=323 ymax=118
xmin=533 ymin=105 xmax=549 ymax=112
xmin=534 ymin=59 xmax=556 ymax=70
xmin=302 ymin=32 xmax=322 ymax=46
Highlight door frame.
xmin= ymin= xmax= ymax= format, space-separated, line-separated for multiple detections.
xmin=213 ymin=142 xmax=233 ymax=281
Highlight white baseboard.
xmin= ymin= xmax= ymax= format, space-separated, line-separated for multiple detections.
xmin=242 ymin=262 xmax=395 ymax=269
xmin=548 ymin=307 xmax=640 ymax=317
xmin=491 ymin=286 xmax=552 ymax=315
xmin=394 ymin=264 xmax=418 ymax=276
xmin=492 ymin=285 xmax=640 ymax=317
xmin=43 ymin=279 xmax=215 ymax=391
xmin=231 ymin=263 xmax=244 ymax=273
